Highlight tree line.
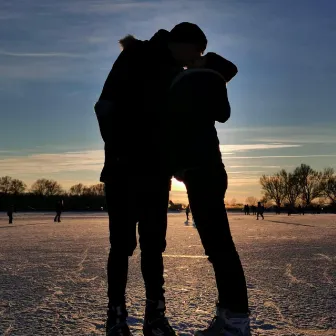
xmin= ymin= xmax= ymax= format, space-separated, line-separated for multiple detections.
xmin=0 ymin=177 xmax=105 ymax=197
xmin=0 ymin=177 xmax=185 ymax=212
xmin=259 ymin=164 xmax=336 ymax=208
xmin=0 ymin=177 xmax=106 ymax=211
xmin=1 ymin=163 xmax=335 ymax=212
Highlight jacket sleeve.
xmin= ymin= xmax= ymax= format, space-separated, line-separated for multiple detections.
xmin=94 ymin=46 xmax=143 ymax=142
xmin=213 ymin=84 xmax=231 ymax=123
xmin=205 ymin=52 xmax=238 ymax=83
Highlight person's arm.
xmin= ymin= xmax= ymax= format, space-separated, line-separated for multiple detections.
xmin=204 ymin=52 xmax=238 ymax=83
xmin=94 ymin=45 xmax=143 ymax=143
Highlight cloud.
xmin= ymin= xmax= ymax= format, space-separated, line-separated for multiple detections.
xmin=227 ymin=165 xmax=281 ymax=168
xmin=0 ymin=51 xmax=84 ymax=58
xmin=62 ymin=1 xmax=160 ymax=14
xmin=0 ymin=150 xmax=104 ymax=175
xmin=220 ymin=144 xmax=301 ymax=154
xmin=225 ymin=154 xmax=336 ymax=160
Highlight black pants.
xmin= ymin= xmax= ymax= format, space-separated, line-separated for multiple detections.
xmin=54 ymin=212 xmax=61 ymax=222
xmin=105 ymin=176 xmax=170 ymax=308
xmin=182 ymin=166 xmax=249 ymax=314
xmin=8 ymin=215 xmax=13 ymax=224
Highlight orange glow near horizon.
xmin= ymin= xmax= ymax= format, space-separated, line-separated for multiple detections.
xmin=171 ymin=177 xmax=186 ymax=191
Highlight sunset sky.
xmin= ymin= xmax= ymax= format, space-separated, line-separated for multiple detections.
xmin=1 ymin=0 xmax=336 ymax=203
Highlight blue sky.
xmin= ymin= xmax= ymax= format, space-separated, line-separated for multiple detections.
xmin=0 ymin=0 xmax=336 ymax=202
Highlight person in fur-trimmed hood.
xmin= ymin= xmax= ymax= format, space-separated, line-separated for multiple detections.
xmin=95 ymin=23 xmax=209 ymax=336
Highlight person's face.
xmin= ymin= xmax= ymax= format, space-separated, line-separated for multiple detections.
xmin=170 ymin=42 xmax=203 ymax=67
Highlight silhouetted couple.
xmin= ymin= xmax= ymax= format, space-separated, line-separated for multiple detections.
xmin=95 ymin=22 xmax=251 ymax=336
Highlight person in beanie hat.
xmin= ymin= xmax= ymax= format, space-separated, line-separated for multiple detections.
xmin=95 ymin=22 xmax=208 ymax=336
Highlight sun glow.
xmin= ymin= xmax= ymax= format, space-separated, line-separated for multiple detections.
xmin=171 ymin=178 xmax=186 ymax=191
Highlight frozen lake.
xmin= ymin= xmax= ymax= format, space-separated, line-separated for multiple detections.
xmin=0 ymin=212 xmax=335 ymax=335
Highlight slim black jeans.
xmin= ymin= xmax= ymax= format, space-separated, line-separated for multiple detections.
xmin=105 ymin=175 xmax=170 ymax=308
xmin=182 ymin=166 xmax=249 ymax=314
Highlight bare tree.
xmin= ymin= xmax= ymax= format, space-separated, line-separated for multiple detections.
xmin=10 ymin=179 xmax=27 ymax=195
xmin=260 ymin=173 xmax=286 ymax=207
xmin=69 ymin=183 xmax=85 ymax=196
xmin=280 ymin=169 xmax=301 ymax=206
xmin=31 ymin=179 xmax=63 ymax=196
xmin=0 ymin=176 xmax=13 ymax=194
xmin=245 ymin=196 xmax=258 ymax=206
xmin=83 ymin=184 xmax=105 ymax=196
xmin=230 ymin=198 xmax=237 ymax=206
xmin=321 ymin=168 xmax=336 ymax=204
xmin=0 ymin=176 xmax=26 ymax=195
xmin=294 ymin=164 xmax=322 ymax=206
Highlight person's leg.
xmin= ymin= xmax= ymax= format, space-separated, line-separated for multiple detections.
xmin=137 ymin=177 xmax=175 ymax=335
xmin=54 ymin=214 xmax=57 ymax=222
xmin=184 ymin=167 xmax=249 ymax=314
xmin=105 ymin=178 xmax=138 ymax=335
xmin=138 ymin=177 xmax=170 ymax=304
xmin=58 ymin=212 xmax=61 ymax=222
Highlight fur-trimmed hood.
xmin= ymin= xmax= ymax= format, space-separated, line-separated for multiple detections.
xmin=119 ymin=29 xmax=170 ymax=50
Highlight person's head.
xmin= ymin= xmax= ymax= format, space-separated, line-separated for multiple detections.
xmin=187 ymin=52 xmax=238 ymax=83
xmin=258 ymin=202 xmax=261 ymax=206
xmin=168 ymin=22 xmax=207 ymax=67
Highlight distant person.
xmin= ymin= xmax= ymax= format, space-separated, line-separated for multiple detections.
xmin=7 ymin=205 xmax=14 ymax=224
xmin=316 ymin=205 xmax=321 ymax=214
xmin=169 ymin=53 xmax=251 ymax=336
xmin=256 ymin=202 xmax=264 ymax=220
xmin=185 ymin=204 xmax=191 ymax=221
xmin=95 ymin=23 xmax=209 ymax=336
xmin=243 ymin=204 xmax=247 ymax=215
xmin=298 ymin=205 xmax=304 ymax=215
xmin=275 ymin=205 xmax=280 ymax=215
xmin=251 ymin=205 xmax=256 ymax=215
xmin=54 ymin=200 xmax=63 ymax=223
xmin=246 ymin=204 xmax=250 ymax=215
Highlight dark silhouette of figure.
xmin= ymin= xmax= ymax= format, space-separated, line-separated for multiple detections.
xmin=186 ymin=204 xmax=191 ymax=221
xmin=256 ymin=202 xmax=264 ymax=220
xmin=95 ymin=23 xmax=208 ymax=336
xmin=275 ymin=205 xmax=281 ymax=215
xmin=287 ymin=204 xmax=294 ymax=216
xmin=316 ymin=205 xmax=321 ymax=214
xmin=251 ymin=205 xmax=256 ymax=215
xmin=298 ymin=205 xmax=304 ymax=215
xmin=7 ymin=205 xmax=14 ymax=224
xmin=246 ymin=204 xmax=250 ymax=215
xmin=54 ymin=200 xmax=63 ymax=222
xmin=169 ymin=54 xmax=251 ymax=335
xmin=243 ymin=204 xmax=247 ymax=215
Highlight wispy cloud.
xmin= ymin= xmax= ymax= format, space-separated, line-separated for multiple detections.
xmin=225 ymin=154 xmax=336 ymax=160
xmin=0 ymin=150 xmax=104 ymax=175
xmin=62 ymin=1 xmax=160 ymax=14
xmin=220 ymin=144 xmax=301 ymax=154
xmin=0 ymin=51 xmax=84 ymax=58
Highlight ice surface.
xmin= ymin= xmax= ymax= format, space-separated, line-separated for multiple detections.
xmin=0 ymin=212 xmax=335 ymax=335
